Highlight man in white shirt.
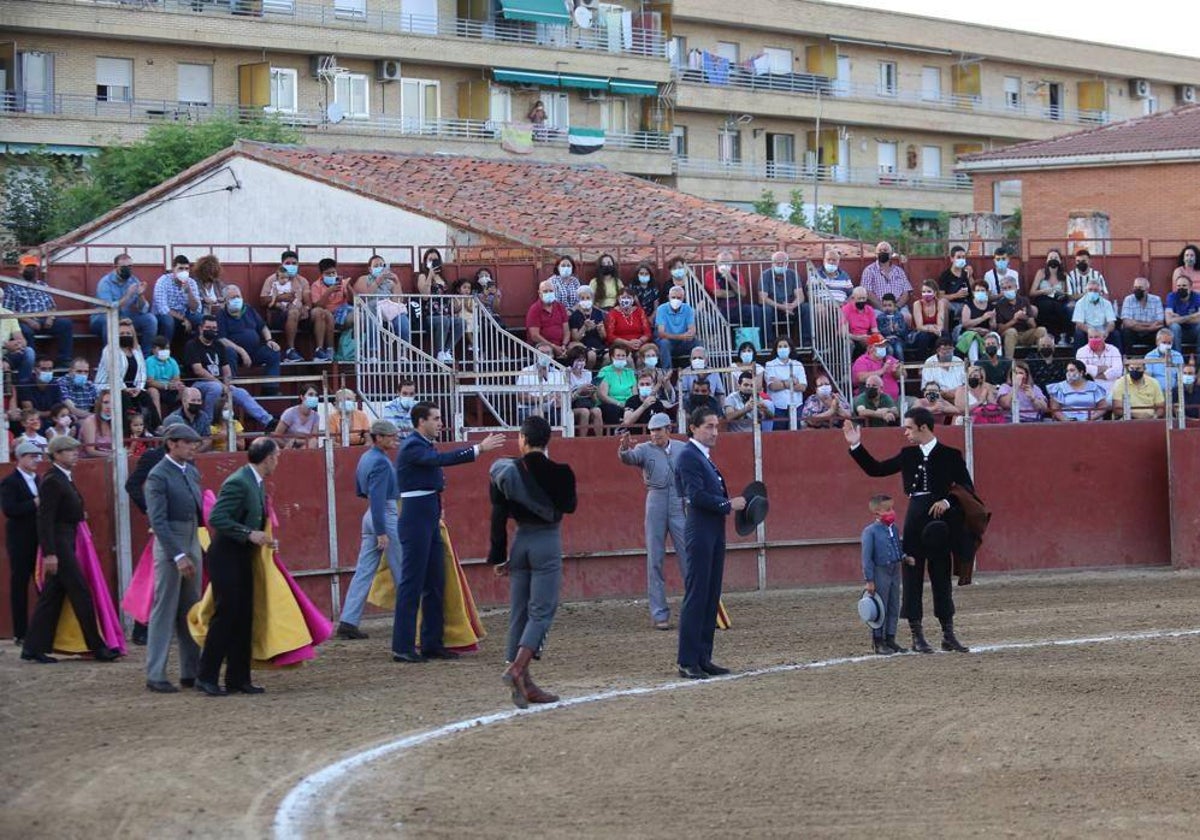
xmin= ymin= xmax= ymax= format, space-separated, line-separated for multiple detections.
xmin=516 ymin=341 xmax=568 ymax=425
xmin=982 ymin=246 xmax=1020 ymax=298
xmin=920 ymin=337 xmax=967 ymax=404
xmin=1071 ymin=278 xmax=1119 ymax=350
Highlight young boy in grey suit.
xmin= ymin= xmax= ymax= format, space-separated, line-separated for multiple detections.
xmin=861 ymin=494 xmax=910 ymax=655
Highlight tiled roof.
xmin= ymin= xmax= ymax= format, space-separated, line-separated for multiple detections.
xmin=959 ymin=104 xmax=1200 ymax=168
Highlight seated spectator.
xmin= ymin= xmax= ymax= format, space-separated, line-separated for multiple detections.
xmin=733 ymin=340 xmax=765 ymax=391
xmin=851 ymin=334 xmax=900 ymax=399
xmin=276 ymin=386 xmax=322 ymax=449
xmin=310 ymin=258 xmax=351 ymax=363
xmin=209 ymin=392 xmax=245 ymax=453
xmin=183 ymin=314 xmax=275 ymax=431
xmin=800 ymin=373 xmax=851 ymax=429
xmin=597 ymin=346 xmax=637 ymax=428
xmin=680 ymin=346 xmax=725 ymax=397
xmin=1166 ymin=274 xmax=1200 ymax=351
xmin=95 ymin=317 xmax=158 ymax=428
xmin=764 ymin=336 xmax=808 ymax=429
xmin=1181 ymin=359 xmax=1199 ymax=419
xmin=193 ymin=254 xmax=227 ymax=317
xmin=703 ymin=249 xmax=759 ymax=334
xmin=91 ymin=253 xmax=157 ymax=354
xmin=978 ymin=332 xmax=1011 ymax=386
xmin=1071 ymin=277 xmax=1120 ymax=350
xmin=46 ymin=402 xmax=75 ymax=442
xmin=875 ymin=293 xmax=908 ymax=360
xmin=1029 ymin=249 xmax=1073 ymax=344
xmin=525 ymin=279 xmax=571 ymax=362
xmin=630 ymin=262 xmax=659 ymax=318
xmin=605 ymin=291 xmax=652 ymax=355
xmin=634 ymin=345 xmax=677 ymax=409
xmin=910 ymin=279 xmax=946 ymax=356
xmin=1173 ymin=244 xmax=1200 ymax=286
xmin=937 ymin=245 xmax=973 ymax=324
xmin=684 ymin=378 xmax=721 ymax=416
xmin=57 ymin=357 xmax=98 ymax=420
xmin=996 ymin=276 xmax=1046 ymax=358
xmin=860 ymin=241 xmax=912 ymax=325
xmin=416 ymin=248 xmax=446 ymax=295
xmin=852 ymin=374 xmax=898 ymax=427
xmin=328 ymin=388 xmax=370 ymax=446
xmin=1119 ymin=277 xmax=1165 ymax=351
xmin=758 ymin=250 xmax=809 ymax=347
xmin=145 ymin=335 xmax=185 ymax=420
xmin=474 ymin=268 xmax=503 ymax=318
xmin=0 ymin=286 xmax=35 ymax=382
xmin=659 ymin=256 xmax=690 ymax=304
xmin=451 ymin=278 xmax=479 ymax=356
xmin=418 ymin=254 xmax=464 ymax=364
xmin=516 ymin=341 xmax=567 ymax=424
xmin=152 ymin=254 xmax=203 ymax=343
xmin=982 ymin=246 xmax=1018 ymax=298
xmin=1144 ymin=328 xmax=1184 ymax=395
xmin=216 ymin=285 xmax=282 ymax=396
xmin=1026 ymin=334 xmax=1066 ymax=393
xmin=911 ymin=382 xmax=961 ymax=425
xmin=569 ymin=286 xmax=607 ymax=368
xmin=841 ymin=287 xmax=879 ymax=353
xmin=1049 ymin=360 xmax=1108 ymax=422
xmin=654 ymin=286 xmax=697 ymax=369
xmin=1110 ymin=359 xmax=1165 ymax=420
xmin=355 ymin=256 xmax=409 ymax=344
xmin=920 ymin=337 xmax=967 ymax=404
xmin=958 ymin=279 xmax=996 ymax=360
xmin=806 ymin=248 xmax=855 ymax=305
xmin=260 ymin=250 xmax=313 ymax=362
xmin=997 ymin=361 xmax=1049 ymax=422
xmin=18 ymin=356 xmax=60 ymax=423
xmin=549 ymin=255 xmax=584 ymax=311
xmin=78 ymin=391 xmax=114 ymax=458
xmin=160 ymin=387 xmax=214 ymax=447
xmin=565 ymin=347 xmax=603 ymax=438
xmin=955 ymin=364 xmax=1002 ymax=423
xmin=380 ymin=379 xmax=418 ymax=436
xmin=1075 ymin=327 xmax=1124 ymax=395
xmin=624 ymin=372 xmax=671 ymax=433
xmin=589 ymin=254 xmax=623 ymax=309
xmin=1065 ymin=248 xmax=1109 ymax=301
xmin=14 ymin=408 xmax=47 ymax=452
xmin=6 ymin=253 xmax=73 ymax=367
xmin=724 ymin=371 xmax=773 ymax=432
xmin=125 ymin=411 xmax=153 ymax=458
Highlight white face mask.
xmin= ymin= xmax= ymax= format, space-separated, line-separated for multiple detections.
xmin=816 ymin=384 xmax=832 ymax=397
xmin=155 ymin=349 xmax=170 ymax=361
xmin=558 ymin=265 xmax=572 ymax=278
xmin=823 ymin=263 xmax=838 ymax=274
xmin=669 ymin=298 xmax=683 ymax=311
xmin=175 ymin=270 xmax=190 ymax=281
xmin=690 ymin=358 xmax=706 ymax=370
xmin=341 ymin=400 xmax=356 ymax=412
xmin=717 ymin=263 xmax=731 ymax=274
xmin=1158 ymin=343 xmax=1173 ymax=355
xmin=643 ymin=356 xmax=658 ymax=367
xmin=541 ymin=291 xmax=556 ymax=305
xmin=740 ymin=351 xmax=754 ymax=364
xmin=874 ymin=347 xmax=887 ymax=358
xmin=222 ymin=409 xmax=234 ymax=421
xmin=579 ymin=300 xmax=593 ymax=311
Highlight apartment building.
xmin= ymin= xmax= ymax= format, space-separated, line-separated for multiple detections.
xmin=3 ymin=0 xmax=1200 ymax=235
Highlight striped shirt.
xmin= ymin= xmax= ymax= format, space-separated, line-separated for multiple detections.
xmin=859 ymin=262 xmax=911 ymax=302
xmin=2 ymin=277 xmax=56 ymax=314
xmin=1065 ymin=269 xmax=1108 ymax=298
xmin=1120 ymin=292 xmax=1164 ymax=324
xmin=152 ymin=273 xmax=202 ymax=316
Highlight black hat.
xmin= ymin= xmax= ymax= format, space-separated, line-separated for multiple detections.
xmin=921 ymin=520 xmax=951 ymax=555
xmin=735 ymin=480 xmax=769 ymax=536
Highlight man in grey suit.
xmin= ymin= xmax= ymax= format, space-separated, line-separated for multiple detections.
xmin=618 ymin=413 xmax=688 ymax=630
xmin=143 ymin=423 xmax=205 ymax=693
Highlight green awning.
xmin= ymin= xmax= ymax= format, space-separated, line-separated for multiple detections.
xmin=608 ymin=79 xmax=658 ymax=96
xmin=558 ymin=73 xmax=609 ymax=91
xmin=905 ymin=209 xmax=942 ymax=221
xmin=1 ymin=143 xmax=100 ymax=157
xmin=837 ymin=206 xmax=902 ymax=230
xmin=497 ymin=0 xmax=570 ymax=25
xmin=493 ymin=68 xmax=561 ymax=87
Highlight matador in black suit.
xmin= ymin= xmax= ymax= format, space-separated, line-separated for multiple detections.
xmin=844 ymin=406 xmax=973 ymax=654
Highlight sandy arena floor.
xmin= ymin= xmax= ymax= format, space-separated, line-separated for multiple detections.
xmin=3 ymin=568 xmax=1199 ymax=839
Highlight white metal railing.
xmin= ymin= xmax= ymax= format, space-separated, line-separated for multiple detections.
xmin=679 ymin=265 xmax=736 ymax=369
xmin=809 ymin=288 xmax=852 ymax=401
xmin=674 ymin=157 xmax=971 ymax=191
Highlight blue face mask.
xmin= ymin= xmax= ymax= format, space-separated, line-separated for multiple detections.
xmin=227 ymin=297 xmax=244 ymax=313
xmin=671 ymin=267 xmax=686 ymax=280
xmin=370 ymin=266 xmax=384 ymax=278
xmin=638 ymin=274 xmax=651 ymax=284
xmin=1088 ymin=291 xmax=1101 ymax=303
xmin=776 ymin=347 xmax=790 ymax=360
xmin=37 ymin=371 xmax=53 ymax=384
xmin=398 ymin=396 xmax=415 ymax=410
xmin=638 ymin=385 xmax=653 ymax=398
xmin=772 ymin=265 xmax=786 ymax=275
xmin=283 ymin=264 xmax=299 ymax=277
xmin=323 ymin=275 xmax=338 ymax=287
xmin=304 ymin=395 xmax=319 ymax=410
xmin=995 ymin=259 xmax=1009 ymax=272
xmin=1002 ymin=289 xmax=1017 ymax=301
xmin=73 ymin=373 xmax=88 ymax=386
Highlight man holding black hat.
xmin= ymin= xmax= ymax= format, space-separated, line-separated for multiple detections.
xmin=2 ymin=441 xmax=43 ymax=645
xmin=619 ymin=412 xmax=688 ymax=630
xmin=843 ymin=407 xmax=974 ymax=654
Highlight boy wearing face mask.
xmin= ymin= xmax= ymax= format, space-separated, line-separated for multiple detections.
xmin=145 ymin=336 xmax=185 ymax=418
xmin=310 ymin=257 xmax=350 ymax=362
xmin=1065 ymin=248 xmax=1109 ymax=300
xmin=861 ymin=494 xmax=909 ymax=655
xmin=982 ymin=246 xmax=1019 ymax=299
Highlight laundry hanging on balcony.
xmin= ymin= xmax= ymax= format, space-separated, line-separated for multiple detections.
xmin=501 ymin=122 xmax=535 ymax=155
xmin=701 ymin=53 xmax=731 ymax=86
xmin=568 ymin=126 xmax=605 ymax=155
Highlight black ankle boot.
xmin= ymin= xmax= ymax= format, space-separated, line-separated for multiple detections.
xmin=941 ymin=621 xmax=969 ymax=653
xmin=910 ymin=622 xmax=934 ymax=654
xmin=873 ymin=637 xmax=892 ymax=655
xmin=885 ymin=635 xmax=907 ymax=654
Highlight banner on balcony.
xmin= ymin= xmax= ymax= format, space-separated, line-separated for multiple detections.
xmin=501 ymin=122 xmax=534 ymax=155
xmin=568 ymin=127 xmax=605 ymax=155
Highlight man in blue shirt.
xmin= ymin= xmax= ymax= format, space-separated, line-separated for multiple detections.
xmin=758 ymin=250 xmax=810 ymax=348
xmin=215 ymin=286 xmax=282 ymax=397
xmin=1166 ymin=275 xmax=1200 ymax=351
xmin=392 ymin=403 xmax=505 ymax=662
xmin=653 ymin=285 xmax=696 ymax=370
xmin=1143 ymin=328 xmax=1185 ymax=395
xmin=91 ymin=254 xmax=157 ymax=354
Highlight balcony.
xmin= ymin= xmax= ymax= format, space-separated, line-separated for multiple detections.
xmin=673 ymin=157 xmax=971 ymax=192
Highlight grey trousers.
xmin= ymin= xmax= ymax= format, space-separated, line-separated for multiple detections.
xmin=146 ymin=531 xmax=203 ymax=683
xmin=646 ymin=490 xmax=688 ymax=622
xmin=506 ymin=522 xmax=562 ymax=663
xmin=340 ymin=503 xmax=403 ymax=627
xmin=870 ymin=561 xmax=901 ymax=640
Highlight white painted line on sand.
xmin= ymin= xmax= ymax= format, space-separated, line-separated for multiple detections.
xmin=273 ymin=627 xmax=1200 ymax=839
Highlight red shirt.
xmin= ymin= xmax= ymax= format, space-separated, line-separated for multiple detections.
xmin=525 ymin=299 xmax=569 ymax=346
xmin=604 ymin=306 xmax=651 ymax=345
xmin=703 ymin=268 xmax=747 ymax=298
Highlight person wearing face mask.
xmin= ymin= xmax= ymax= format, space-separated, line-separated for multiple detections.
xmin=183 ymin=314 xmax=276 ymax=432
xmin=685 ymin=380 xmax=721 ymax=415
xmin=976 ymin=332 xmax=1011 ymax=387
xmin=703 ymin=250 xmax=759 ymax=336
xmin=840 ymin=287 xmax=880 ymax=353
xmin=548 ymin=255 xmax=583 ymax=311
xmin=144 ymin=336 xmax=186 ymax=419
xmin=1119 ymin=277 xmax=1165 ymax=352
xmin=381 ymin=380 xmax=419 ymax=437
xmin=995 ymin=277 xmax=1047 ymax=360
xmin=860 ymin=494 xmax=908 ymax=655
xmin=192 ymin=254 xmax=227 ymax=317
xmin=957 ymin=278 xmax=997 ymax=357
xmin=724 ymin=370 xmax=773 ymax=433
xmin=1072 ymin=279 xmax=1122 ymax=355
xmin=56 ymin=357 xmax=99 ymax=421
xmin=588 ymin=253 xmax=622 ymax=308
xmin=152 ymin=254 xmax=203 ymax=343
xmin=1030 ymin=249 xmax=1072 ymax=344
xmin=800 ymin=374 xmax=852 ymax=429
xmin=1065 ymin=248 xmax=1109 ymax=301
xmin=860 ymin=241 xmax=913 ymax=325
xmin=852 ymin=373 xmax=898 ymax=427
xmin=912 ymin=382 xmax=960 ymax=425
xmin=91 ymin=254 xmax=158 ymax=355
xmin=260 ymin=251 xmax=312 ymax=363
xmin=659 ymin=257 xmax=691 ymax=304
xmin=654 ymin=286 xmax=697 ymax=370
xmin=920 ymin=337 xmax=968 ymax=405
xmin=851 ymin=334 xmax=900 ymax=400
xmin=516 ymin=342 xmax=568 ymax=426
xmin=997 ymin=361 xmax=1049 ymax=423
xmin=597 ymin=346 xmax=638 ymax=428
xmin=1048 ymin=360 xmax=1108 ymax=422
xmin=1143 ymin=329 xmax=1184 ymax=394
xmin=954 ymin=364 xmax=1002 ymax=423
xmin=1166 ymin=275 xmax=1200 ymax=351
xmin=732 ymin=340 xmax=765 ymax=386
xmin=46 ymin=403 xmax=76 ymax=442
xmin=568 ymin=287 xmax=608 ymax=369
xmin=309 ymin=257 xmax=350 ymax=363
xmin=354 ymin=256 xmax=409 ymax=347
xmin=565 ymin=347 xmax=603 ymax=438
xmin=18 ymin=356 xmax=63 ymax=425
xmin=1026 ymin=334 xmax=1066 ymax=393
xmin=275 ymin=386 xmax=323 ymax=449
xmin=636 ymin=345 xmax=678 ymax=411
xmin=525 ymin=279 xmax=570 ymax=362
xmin=604 ymin=291 xmax=652 ymax=355
xmin=5 ymin=253 xmax=75 ymax=367
xmin=758 ymin=250 xmax=808 ymax=347
xmin=937 ymin=245 xmax=972 ymax=323
xmin=982 ymin=246 xmax=1019 ymax=299
xmin=208 ymin=393 xmax=245 ymax=452
xmin=1110 ymin=360 xmax=1165 ymax=420
xmin=78 ymin=391 xmax=115 ymax=458
xmin=679 ymin=346 xmax=725 ymax=399
xmin=806 ymin=248 xmax=854 ymax=305
xmin=623 ymin=372 xmax=667 ymax=432
xmin=631 ymin=262 xmax=659 ymax=316
xmin=327 ymin=388 xmax=370 ymax=446
xmin=473 ymin=267 xmax=503 ymax=318
xmin=95 ymin=317 xmax=158 ymax=429
xmin=910 ymin=279 xmax=946 ymax=356
xmin=1172 ymin=244 xmax=1200 ymax=288
xmin=215 ymin=285 xmax=282 ymax=398
xmin=765 ymin=337 xmax=809 ymax=429
xmin=159 ymin=387 xmax=214 ymax=442
xmin=1180 ymin=360 xmax=1200 ymax=419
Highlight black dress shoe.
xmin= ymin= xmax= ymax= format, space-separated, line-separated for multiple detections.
xmin=393 ymin=651 xmax=424 ymax=663
xmin=21 ymin=652 xmax=57 ymax=664
xmin=228 ymin=683 xmax=266 ymax=694
xmin=131 ymin=623 xmax=148 ymax=646
xmin=180 ymin=678 xmax=195 ymax=688
xmin=422 ymin=647 xmax=461 ymax=660
xmin=699 ymin=661 xmax=731 ymax=676
xmin=677 ymin=664 xmax=709 ymax=680
xmin=93 ymin=647 xmax=121 ymax=662
xmin=941 ymin=636 xmax=970 ymax=653
xmin=873 ymin=639 xmax=893 ymax=656
xmin=146 ymin=680 xmax=179 ymax=693
xmin=194 ymin=679 xmax=228 ymax=696
xmin=336 ymin=622 xmax=369 ymax=640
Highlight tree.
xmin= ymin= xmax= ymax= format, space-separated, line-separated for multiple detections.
xmin=2 ymin=158 xmax=59 ymax=248
xmin=752 ymin=189 xmax=782 ymax=220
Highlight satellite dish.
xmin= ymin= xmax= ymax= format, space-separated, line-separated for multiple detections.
xmin=327 ymin=102 xmax=345 ymax=124
xmin=572 ymin=5 xmax=593 ymax=27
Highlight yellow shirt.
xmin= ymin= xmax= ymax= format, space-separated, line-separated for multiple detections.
xmin=210 ymin=419 xmax=245 ymax=451
xmin=1110 ymin=376 xmax=1164 ymax=418
xmin=0 ymin=307 xmax=20 ymax=345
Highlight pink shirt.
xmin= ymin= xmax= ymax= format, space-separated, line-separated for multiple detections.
xmin=841 ymin=300 xmax=878 ymax=336
xmin=851 ymin=351 xmax=901 ymax=399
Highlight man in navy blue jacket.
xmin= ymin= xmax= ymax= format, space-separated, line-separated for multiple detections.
xmin=674 ymin=406 xmax=746 ymax=679
xmin=392 ymin=402 xmax=505 ymax=662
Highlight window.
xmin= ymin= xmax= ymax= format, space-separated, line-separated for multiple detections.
xmin=601 ymin=98 xmax=627 ymax=133
xmin=1047 ymin=82 xmax=1063 ymax=120
xmin=334 ymin=72 xmax=370 ymax=119
xmin=718 ymin=128 xmax=741 ymax=164
xmin=921 ymin=66 xmax=941 ymax=101
xmin=878 ymin=61 xmax=897 ymax=97
xmin=763 ymin=47 xmax=792 ymax=75
xmin=400 ymin=78 xmax=438 ymax=130
xmin=921 ymin=145 xmax=942 ymax=178
xmin=766 ymin=132 xmax=796 ymax=178
xmin=671 ymin=125 xmax=687 ymax=157
xmin=488 ymin=86 xmax=511 ymax=125
xmin=177 ymin=63 xmax=213 ymax=105
xmin=16 ymin=51 xmax=54 ymax=114
xmin=877 ymin=141 xmax=897 ymax=174
xmin=1143 ymin=96 xmax=1158 ymax=115
xmin=716 ymin=41 xmax=739 ymax=63
xmin=401 ymin=0 xmax=438 ymax=34
xmin=334 ymin=0 xmax=365 ymax=19
xmin=96 ymin=57 xmax=132 ymax=103
xmin=539 ymin=91 xmax=569 ymax=131
xmin=1004 ymin=76 xmax=1021 ymax=110
xmin=834 ymin=55 xmax=850 ymax=97
xmin=268 ymin=67 xmax=297 ymax=113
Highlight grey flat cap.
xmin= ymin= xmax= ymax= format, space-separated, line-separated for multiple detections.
xmin=647 ymin=413 xmax=672 ymax=430
xmin=164 ymin=423 xmax=202 ymax=441
xmin=370 ymin=419 xmax=400 ymax=436
xmin=14 ymin=441 xmax=43 ymax=457
xmin=47 ymin=436 xmax=81 ymax=454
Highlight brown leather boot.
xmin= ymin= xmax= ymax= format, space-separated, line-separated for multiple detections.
xmin=502 ymin=646 xmax=535 ymax=709
xmin=523 ymin=668 xmax=560 ymax=704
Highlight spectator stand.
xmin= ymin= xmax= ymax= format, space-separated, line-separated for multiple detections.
xmin=1025 ymin=238 xmax=1150 ymax=295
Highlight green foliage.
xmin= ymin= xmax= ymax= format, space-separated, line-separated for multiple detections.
xmin=784 ymin=189 xmax=809 ymax=228
xmin=1002 ymin=208 xmax=1022 ymax=245
xmin=2 ymin=155 xmax=61 ymax=247
xmin=840 ymin=202 xmax=948 ymax=255
xmin=752 ymin=189 xmax=782 ymax=220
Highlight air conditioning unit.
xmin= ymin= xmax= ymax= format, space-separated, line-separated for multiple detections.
xmin=1129 ymin=78 xmax=1151 ymax=99
xmin=310 ymin=54 xmax=337 ymax=79
xmin=1178 ymin=84 xmax=1197 ymax=104
xmin=376 ymin=59 xmax=402 ymax=82
xmin=581 ymin=90 xmax=607 ymax=102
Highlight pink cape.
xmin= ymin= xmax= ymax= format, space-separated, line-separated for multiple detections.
xmin=35 ymin=522 xmax=127 ymax=656
xmin=120 ymin=539 xmax=156 ymax=625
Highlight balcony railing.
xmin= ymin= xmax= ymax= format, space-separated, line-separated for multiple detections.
xmin=0 ymin=92 xmax=671 ymax=152
xmin=673 ymin=157 xmax=972 ymax=192
xmin=28 ymin=0 xmax=667 ymax=59
xmin=673 ymin=67 xmax=1112 ymax=127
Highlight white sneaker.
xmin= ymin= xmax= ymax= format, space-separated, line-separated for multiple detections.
xmin=437 ymin=351 xmax=454 ymax=364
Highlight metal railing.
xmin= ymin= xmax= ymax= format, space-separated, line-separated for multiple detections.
xmin=809 ymin=290 xmax=852 ymax=401
xmin=679 ymin=265 xmax=736 ymax=370
xmin=674 ymin=157 xmax=971 ymax=192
